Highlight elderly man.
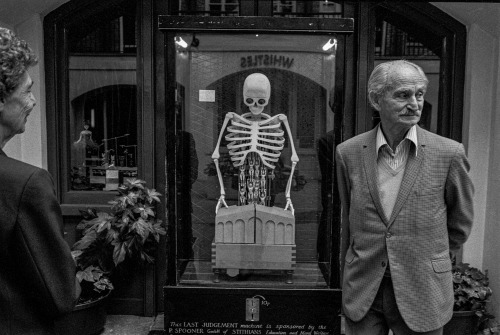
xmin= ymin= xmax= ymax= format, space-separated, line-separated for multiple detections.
xmin=336 ymin=60 xmax=474 ymax=334
xmin=0 ymin=28 xmax=80 ymax=334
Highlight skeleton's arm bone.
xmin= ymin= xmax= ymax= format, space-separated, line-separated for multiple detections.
xmin=278 ymin=114 xmax=299 ymax=164
xmin=212 ymin=113 xmax=234 ymax=160
xmin=211 ymin=112 xmax=235 ymax=205
xmin=278 ymin=114 xmax=299 ymax=213
xmin=214 ymin=158 xmax=229 ymax=213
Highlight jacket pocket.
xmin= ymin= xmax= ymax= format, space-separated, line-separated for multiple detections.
xmin=345 ymin=247 xmax=355 ymax=264
xmin=431 ymin=258 xmax=452 ymax=273
xmin=418 ymin=185 xmax=443 ymax=196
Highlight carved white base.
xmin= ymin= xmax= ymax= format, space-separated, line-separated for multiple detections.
xmin=211 ymin=243 xmax=296 ymax=270
xmin=212 ymin=204 xmax=296 ymax=283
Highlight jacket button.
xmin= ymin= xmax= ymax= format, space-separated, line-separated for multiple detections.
xmin=381 ymin=261 xmax=386 ymax=267
xmin=385 ymin=232 xmax=392 ymax=238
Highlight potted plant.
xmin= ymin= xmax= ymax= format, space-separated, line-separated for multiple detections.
xmin=444 ymin=262 xmax=498 ymax=335
xmin=55 ymin=178 xmax=166 ymax=335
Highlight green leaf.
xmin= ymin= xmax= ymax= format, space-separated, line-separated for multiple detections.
xmin=113 ymin=242 xmax=127 ymax=266
xmin=76 ymin=265 xmax=103 ymax=283
xmin=73 ymin=230 xmax=98 ymax=250
xmin=146 ymin=188 xmax=162 ymax=204
xmin=133 ymin=205 xmax=155 ymax=220
xmin=132 ymin=217 xmax=148 ymax=241
xmin=125 ymin=178 xmax=146 ymax=190
xmin=71 ymin=250 xmax=82 ymax=260
xmin=97 ymin=219 xmax=111 ymax=233
xmin=154 ymin=221 xmax=166 ymax=235
xmin=142 ymin=251 xmax=154 ymax=263
xmin=127 ymin=191 xmax=139 ymax=205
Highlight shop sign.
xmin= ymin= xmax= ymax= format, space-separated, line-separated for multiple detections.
xmin=167 ymin=321 xmax=330 ymax=335
xmin=164 ymin=290 xmax=340 ymax=335
xmin=240 ymin=55 xmax=294 ymax=69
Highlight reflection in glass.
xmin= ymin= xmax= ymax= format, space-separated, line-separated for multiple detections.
xmin=273 ymin=1 xmax=343 ymax=18
xmin=174 ymin=32 xmax=337 ymax=288
xmin=68 ymin=0 xmax=138 ymax=191
xmin=177 ymin=0 xmax=240 ymax=16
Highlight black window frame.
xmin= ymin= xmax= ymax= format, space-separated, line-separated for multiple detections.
xmin=44 ymin=0 xmax=160 ymax=217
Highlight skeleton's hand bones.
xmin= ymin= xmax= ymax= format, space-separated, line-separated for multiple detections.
xmin=215 ymin=195 xmax=228 ymax=214
xmin=284 ymin=198 xmax=295 ymax=215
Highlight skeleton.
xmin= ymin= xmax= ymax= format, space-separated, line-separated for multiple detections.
xmin=211 ymin=73 xmax=299 ymax=214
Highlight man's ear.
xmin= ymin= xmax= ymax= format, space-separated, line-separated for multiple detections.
xmin=368 ymin=92 xmax=381 ymax=111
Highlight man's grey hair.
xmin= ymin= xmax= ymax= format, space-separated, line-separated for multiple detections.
xmin=367 ymin=60 xmax=428 ymax=109
xmin=0 ymin=27 xmax=38 ymax=101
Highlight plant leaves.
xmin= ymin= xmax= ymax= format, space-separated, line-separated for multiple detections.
xmin=125 ymin=178 xmax=146 ymax=190
xmin=113 ymin=241 xmax=127 ymax=266
xmin=154 ymin=221 xmax=166 ymax=235
xmin=132 ymin=217 xmax=148 ymax=241
xmin=146 ymin=188 xmax=161 ymax=204
xmin=73 ymin=230 xmax=98 ymax=250
xmin=133 ymin=205 xmax=155 ymax=219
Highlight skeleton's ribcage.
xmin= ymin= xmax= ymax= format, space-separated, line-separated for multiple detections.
xmin=225 ymin=119 xmax=284 ymax=169
xmin=225 ymin=119 xmax=285 ymax=207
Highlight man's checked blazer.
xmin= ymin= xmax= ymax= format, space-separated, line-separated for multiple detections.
xmin=335 ymin=125 xmax=474 ymax=332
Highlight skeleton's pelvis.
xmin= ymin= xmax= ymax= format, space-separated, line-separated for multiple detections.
xmin=214 ymin=204 xmax=295 ymax=245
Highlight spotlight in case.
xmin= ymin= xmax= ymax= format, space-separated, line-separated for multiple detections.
xmin=175 ymin=36 xmax=188 ymax=48
xmin=322 ymin=38 xmax=337 ymax=52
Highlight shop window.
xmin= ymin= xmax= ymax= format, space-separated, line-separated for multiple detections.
xmin=44 ymin=0 xmax=156 ymax=214
xmin=68 ymin=3 xmax=138 ymax=193
xmin=46 ymin=0 xmax=161 ymax=315
xmin=374 ymin=20 xmax=438 ymax=58
xmin=70 ymin=85 xmax=137 ymax=191
xmin=273 ymin=1 xmax=342 ymax=17
xmin=273 ymin=1 xmax=296 ymax=15
xmin=176 ymin=0 xmax=240 ymax=16
xmin=206 ymin=0 xmax=239 ymax=15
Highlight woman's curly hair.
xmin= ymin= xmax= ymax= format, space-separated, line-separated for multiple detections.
xmin=0 ymin=28 xmax=38 ymax=101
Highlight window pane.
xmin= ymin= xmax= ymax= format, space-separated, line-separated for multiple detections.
xmin=273 ymin=1 xmax=343 ymax=18
xmin=177 ymin=0 xmax=241 ymax=16
xmin=174 ymin=32 xmax=338 ymax=287
xmin=68 ymin=1 xmax=138 ymax=192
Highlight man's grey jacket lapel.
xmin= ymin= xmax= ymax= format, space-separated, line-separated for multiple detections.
xmin=362 ymin=125 xmax=426 ymax=229
xmin=362 ymin=127 xmax=390 ymax=226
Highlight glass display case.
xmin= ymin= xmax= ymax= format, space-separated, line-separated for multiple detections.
xmin=161 ymin=15 xmax=353 ymax=335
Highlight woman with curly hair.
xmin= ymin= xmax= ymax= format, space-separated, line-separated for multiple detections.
xmin=0 ymin=27 xmax=80 ymax=334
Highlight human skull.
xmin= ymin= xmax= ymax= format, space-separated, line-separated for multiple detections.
xmin=243 ymin=73 xmax=270 ymax=115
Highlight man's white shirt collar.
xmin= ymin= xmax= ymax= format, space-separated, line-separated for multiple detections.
xmin=376 ymin=124 xmax=418 ymax=156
